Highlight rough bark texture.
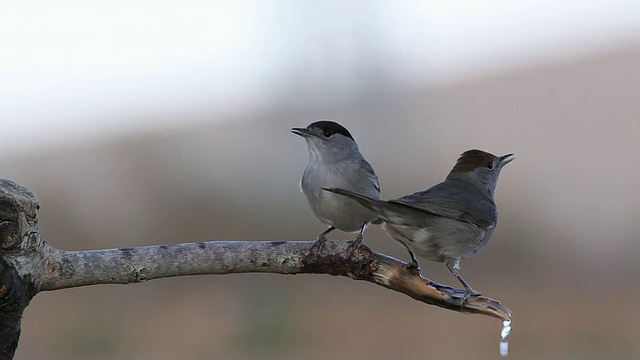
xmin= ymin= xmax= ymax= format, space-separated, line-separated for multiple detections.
xmin=0 ymin=178 xmax=511 ymax=359
xmin=0 ymin=179 xmax=40 ymax=360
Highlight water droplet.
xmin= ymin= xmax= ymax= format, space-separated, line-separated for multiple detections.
xmin=500 ymin=320 xmax=512 ymax=357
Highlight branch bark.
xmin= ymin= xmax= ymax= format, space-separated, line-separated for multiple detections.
xmin=0 ymin=178 xmax=511 ymax=359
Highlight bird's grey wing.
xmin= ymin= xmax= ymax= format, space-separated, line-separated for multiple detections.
xmin=359 ymin=158 xmax=381 ymax=193
xmin=390 ymin=180 xmax=497 ymax=228
xmin=347 ymin=159 xmax=381 ymax=226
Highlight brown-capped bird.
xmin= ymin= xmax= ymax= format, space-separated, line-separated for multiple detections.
xmin=324 ymin=149 xmax=513 ymax=295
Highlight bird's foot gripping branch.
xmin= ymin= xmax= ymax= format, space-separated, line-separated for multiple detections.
xmin=0 ymin=178 xmax=511 ymax=359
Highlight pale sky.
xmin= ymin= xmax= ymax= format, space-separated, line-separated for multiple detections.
xmin=1 ymin=0 xmax=639 ymax=156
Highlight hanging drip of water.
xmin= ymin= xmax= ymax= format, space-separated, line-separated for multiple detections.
xmin=500 ymin=319 xmax=511 ymax=357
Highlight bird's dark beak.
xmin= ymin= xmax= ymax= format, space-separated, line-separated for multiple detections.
xmin=499 ymin=153 xmax=514 ymax=167
xmin=291 ymin=127 xmax=312 ymax=137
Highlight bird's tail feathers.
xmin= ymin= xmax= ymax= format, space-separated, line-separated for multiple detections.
xmin=322 ymin=188 xmax=422 ymax=225
xmin=322 ymin=188 xmax=382 ymax=211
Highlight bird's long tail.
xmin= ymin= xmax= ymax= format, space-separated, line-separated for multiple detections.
xmin=323 ymin=187 xmax=383 ymax=210
xmin=322 ymin=187 xmax=420 ymax=225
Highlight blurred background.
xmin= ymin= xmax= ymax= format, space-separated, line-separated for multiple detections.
xmin=3 ymin=1 xmax=640 ymax=359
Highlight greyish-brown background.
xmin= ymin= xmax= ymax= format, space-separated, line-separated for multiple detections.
xmin=3 ymin=2 xmax=640 ymax=359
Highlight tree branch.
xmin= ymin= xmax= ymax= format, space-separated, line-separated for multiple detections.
xmin=0 ymin=178 xmax=511 ymax=359
xmin=36 ymin=240 xmax=511 ymax=320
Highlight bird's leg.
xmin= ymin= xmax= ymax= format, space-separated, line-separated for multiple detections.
xmin=445 ymin=258 xmax=481 ymax=296
xmin=405 ymin=250 xmax=421 ymax=273
xmin=310 ymin=226 xmax=335 ymax=256
xmin=347 ymin=223 xmax=366 ymax=256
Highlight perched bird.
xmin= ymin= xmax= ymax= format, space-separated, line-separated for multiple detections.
xmin=291 ymin=121 xmax=381 ymax=253
xmin=324 ymin=149 xmax=513 ymax=295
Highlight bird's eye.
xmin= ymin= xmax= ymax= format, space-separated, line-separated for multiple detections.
xmin=486 ymin=161 xmax=494 ymax=169
xmin=323 ymin=130 xmax=334 ymax=138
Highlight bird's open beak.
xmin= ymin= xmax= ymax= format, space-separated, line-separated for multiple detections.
xmin=291 ymin=127 xmax=312 ymax=137
xmin=499 ymin=153 xmax=515 ymax=167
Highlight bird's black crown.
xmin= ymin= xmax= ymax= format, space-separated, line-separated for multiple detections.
xmin=307 ymin=121 xmax=354 ymax=140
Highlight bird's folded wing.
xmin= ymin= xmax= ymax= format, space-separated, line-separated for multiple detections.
xmin=389 ymin=181 xmax=497 ymax=228
xmin=357 ymin=158 xmax=381 ymax=193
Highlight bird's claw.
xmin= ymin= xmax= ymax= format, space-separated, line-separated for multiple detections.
xmin=465 ymin=288 xmax=482 ymax=297
xmin=347 ymin=235 xmax=364 ymax=257
xmin=309 ymin=235 xmax=327 ymax=257
xmin=461 ymin=288 xmax=482 ymax=303
xmin=405 ymin=261 xmax=421 ymax=274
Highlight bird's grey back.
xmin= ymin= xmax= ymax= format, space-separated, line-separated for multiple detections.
xmin=390 ymin=178 xmax=497 ymax=228
xmin=302 ymin=149 xmax=380 ymax=199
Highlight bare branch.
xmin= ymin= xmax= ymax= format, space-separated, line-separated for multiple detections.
xmin=36 ymin=240 xmax=511 ymax=321
xmin=0 ymin=178 xmax=511 ymax=359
